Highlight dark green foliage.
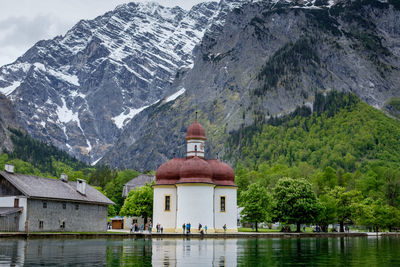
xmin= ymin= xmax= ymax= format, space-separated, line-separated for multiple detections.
xmin=88 ymin=165 xmax=117 ymax=189
xmin=349 ymin=31 xmax=391 ymax=57
xmin=306 ymin=9 xmax=341 ymax=36
xmin=268 ymin=106 xmax=312 ymax=127
xmin=7 ymin=128 xmax=87 ymax=175
xmin=386 ymin=97 xmax=400 ymax=111
xmin=255 ymin=38 xmax=319 ymax=95
xmin=314 ymin=0 xmax=329 ymax=6
xmin=103 ymin=169 xmax=140 ymax=214
xmin=389 ymin=0 xmax=400 ymax=10
xmin=313 ymin=91 xmax=359 ymax=117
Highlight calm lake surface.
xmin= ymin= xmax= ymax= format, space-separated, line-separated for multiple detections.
xmin=0 ymin=236 xmax=399 ymax=266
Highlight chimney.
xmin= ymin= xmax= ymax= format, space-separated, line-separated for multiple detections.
xmin=5 ymin=164 xmax=14 ymax=173
xmin=60 ymin=173 xmax=68 ymax=183
xmin=77 ymin=179 xmax=86 ymax=195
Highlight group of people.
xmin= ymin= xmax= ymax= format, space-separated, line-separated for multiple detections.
xmin=155 ymin=223 xmax=163 ymax=233
xmin=182 ymin=223 xmax=191 ymax=234
xmin=130 ymin=223 xmax=145 ymax=233
xmin=181 ymin=223 xmax=210 ymax=235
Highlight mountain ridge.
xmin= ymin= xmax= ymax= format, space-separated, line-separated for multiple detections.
xmin=0 ymin=0 xmax=246 ymax=164
xmin=100 ymin=0 xmax=400 ymax=171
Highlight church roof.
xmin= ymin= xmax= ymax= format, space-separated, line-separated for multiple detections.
xmin=186 ymin=120 xmax=206 ymax=140
xmin=0 ymin=171 xmax=114 ymax=205
xmin=156 ymin=158 xmax=236 ymax=186
xmin=156 ymin=119 xmax=236 ymax=186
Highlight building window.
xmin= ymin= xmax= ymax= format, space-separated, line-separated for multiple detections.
xmin=60 ymin=221 xmax=65 ymax=229
xmin=39 ymin=221 xmax=44 ymax=229
xmin=62 ymin=203 xmax=66 ymax=209
xmin=132 ymin=219 xmax=138 ymax=224
xmin=164 ymin=195 xmax=171 ymax=211
xmin=14 ymin=198 xmax=19 ymax=207
xmin=75 ymin=204 xmax=79 ymax=210
xmin=220 ymin=196 xmax=226 ymax=212
xmin=43 ymin=202 xmax=47 ymax=209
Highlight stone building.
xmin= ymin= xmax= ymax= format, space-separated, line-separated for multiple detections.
xmin=153 ymin=120 xmax=237 ymax=233
xmin=0 ymin=164 xmax=113 ymax=232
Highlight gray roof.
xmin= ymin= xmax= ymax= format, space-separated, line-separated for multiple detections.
xmin=0 ymin=171 xmax=114 ymax=205
xmin=0 ymin=207 xmax=23 ymax=216
xmin=123 ymin=174 xmax=155 ymax=198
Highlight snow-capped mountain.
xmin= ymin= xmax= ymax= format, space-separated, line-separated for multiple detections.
xmin=0 ymin=0 xmax=246 ymax=163
xmin=100 ymin=0 xmax=400 ymax=170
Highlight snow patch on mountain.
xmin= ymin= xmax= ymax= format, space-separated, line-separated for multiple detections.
xmin=113 ymin=105 xmax=151 ymax=129
xmin=34 ymin=63 xmax=80 ymax=86
xmin=166 ymin=88 xmax=185 ymax=103
xmin=0 ymin=81 xmax=20 ymax=96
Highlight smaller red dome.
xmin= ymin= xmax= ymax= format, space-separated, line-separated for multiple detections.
xmin=186 ymin=120 xmax=206 ymax=140
xmin=156 ymin=158 xmax=185 ymax=185
xmin=208 ymin=159 xmax=236 ymax=186
xmin=178 ymin=156 xmax=213 ymax=184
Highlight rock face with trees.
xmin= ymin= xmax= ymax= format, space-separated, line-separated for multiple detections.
xmin=235 ymin=92 xmax=400 ymax=232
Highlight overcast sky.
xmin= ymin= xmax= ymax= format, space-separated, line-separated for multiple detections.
xmin=0 ymin=0 xmax=210 ymax=67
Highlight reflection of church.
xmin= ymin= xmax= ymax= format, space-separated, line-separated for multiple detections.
xmin=152 ymin=120 xmax=237 ymax=233
xmin=152 ymin=238 xmax=238 ymax=266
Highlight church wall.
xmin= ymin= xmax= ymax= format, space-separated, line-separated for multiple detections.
xmin=176 ymin=184 xmax=214 ymax=231
xmin=186 ymin=139 xmax=205 ymax=158
xmin=214 ymin=187 xmax=237 ymax=232
xmin=153 ymin=186 xmax=177 ymax=231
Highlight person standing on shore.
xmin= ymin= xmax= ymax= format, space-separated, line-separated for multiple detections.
xmin=223 ymin=224 xmax=227 ymax=233
xmin=149 ymin=222 xmax=152 ymax=233
xmin=182 ymin=223 xmax=186 ymax=234
xmin=205 ymin=225 xmax=208 ymax=234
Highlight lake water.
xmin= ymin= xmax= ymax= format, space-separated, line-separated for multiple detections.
xmin=0 ymin=236 xmax=399 ymax=266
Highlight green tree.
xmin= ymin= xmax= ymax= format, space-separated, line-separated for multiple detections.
xmin=358 ymin=199 xmax=390 ymax=232
xmin=329 ymin=187 xmax=362 ymax=232
xmin=120 ymin=183 xmax=153 ymax=223
xmin=273 ymin=177 xmax=321 ymax=232
xmin=240 ymin=183 xmax=272 ymax=232
xmin=317 ymin=193 xmax=337 ymax=232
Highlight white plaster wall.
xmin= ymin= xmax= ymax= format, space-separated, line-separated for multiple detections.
xmin=212 ymin=239 xmax=238 ymax=267
xmin=214 ymin=187 xmax=237 ymax=231
xmin=174 ymin=239 xmax=214 ymax=266
xmin=176 ymin=185 xmax=214 ymax=230
xmin=152 ymin=239 xmax=177 ymax=267
xmin=153 ymin=186 xmax=177 ymax=229
xmin=0 ymin=196 xmax=27 ymax=231
xmin=186 ymin=139 xmax=205 ymax=158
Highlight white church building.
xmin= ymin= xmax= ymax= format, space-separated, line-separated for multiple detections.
xmin=153 ymin=120 xmax=237 ymax=233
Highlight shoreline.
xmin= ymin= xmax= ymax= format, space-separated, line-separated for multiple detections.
xmin=1 ymin=231 xmax=399 ymax=239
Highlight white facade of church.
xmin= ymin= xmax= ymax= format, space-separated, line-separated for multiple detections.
xmin=152 ymin=120 xmax=237 ymax=233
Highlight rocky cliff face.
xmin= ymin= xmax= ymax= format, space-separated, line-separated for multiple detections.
xmin=101 ymin=0 xmax=400 ymax=171
xmin=0 ymin=94 xmax=23 ymax=152
xmin=0 ymin=0 xmax=245 ymax=164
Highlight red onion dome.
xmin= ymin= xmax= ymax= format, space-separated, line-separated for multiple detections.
xmin=186 ymin=120 xmax=206 ymax=140
xmin=207 ymin=159 xmax=236 ymax=186
xmin=156 ymin=158 xmax=185 ymax=185
xmin=178 ymin=156 xmax=213 ymax=184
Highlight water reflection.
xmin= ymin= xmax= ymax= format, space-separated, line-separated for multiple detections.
xmin=152 ymin=238 xmax=237 ymax=266
xmin=0 ymin=237 xmax=400 ymax=266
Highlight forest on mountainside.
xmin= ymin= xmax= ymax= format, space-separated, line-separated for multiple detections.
xmin=227 ymin=92 xmax=400 ymax=231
